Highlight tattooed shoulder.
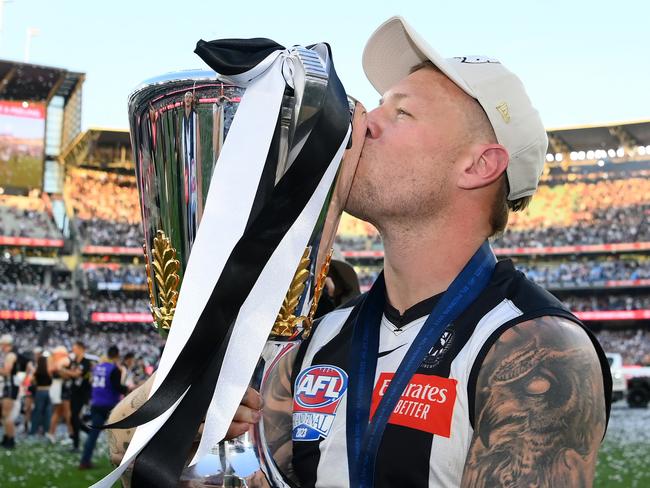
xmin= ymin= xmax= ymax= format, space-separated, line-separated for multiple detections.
xmin=461 ymin=316 xmax=606 ymax=488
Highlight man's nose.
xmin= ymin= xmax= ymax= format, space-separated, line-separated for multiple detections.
xmin=365 ymin=108 xmax=382 ymax=139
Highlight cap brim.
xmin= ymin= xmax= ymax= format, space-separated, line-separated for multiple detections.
xmin=363 ymin=16 xmax=475 ymax=98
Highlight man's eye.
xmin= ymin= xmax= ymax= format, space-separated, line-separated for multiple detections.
xmin=396 ymin=108 xmax=411 ymax=117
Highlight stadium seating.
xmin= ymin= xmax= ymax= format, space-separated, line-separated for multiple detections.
xmin=66 ymin=168 xmax=142 ymax=247
xmin=0 ymin=193 xmax=62 ymax=240
xmin=595 ymin=328 xmax=650 ymax=365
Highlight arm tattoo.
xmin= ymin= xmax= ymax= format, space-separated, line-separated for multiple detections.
xmin=107 ymin=374 xmax=155 ymax=487
xmin=107 ymin=429 xmax=119 ymax=466
xmin=260 ymin=348 xmax=297 ymax=478
xmin=461 ymin=316 xmax=606 ymax=488
xmin=130 ymin=385 xmax=148 ymax=410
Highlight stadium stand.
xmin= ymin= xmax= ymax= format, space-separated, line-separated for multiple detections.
xmin=66 ymin=168 xmax=142 ymax=247
xmin=594 ymin=328 xmax=650 ymax=365
xmin=0 ymin=193 xmax=63 ymax=240
xmin=0 ymin=320 xmax=162 ymax=366
xmin=0 ymin=94 xmax=648 ymax=389
xmin=82 ymin=263 xmax=147 ymax=288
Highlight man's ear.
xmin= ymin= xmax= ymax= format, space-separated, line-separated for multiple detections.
xmin=457 ymin=144 xmax=509 ymax=190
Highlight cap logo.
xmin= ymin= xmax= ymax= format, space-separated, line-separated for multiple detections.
xmin=496 ymin=102 xmax=510 ymax=123
xmin=454 ymin=56 xmax=500 ymax=64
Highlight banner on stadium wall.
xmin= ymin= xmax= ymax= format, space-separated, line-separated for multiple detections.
xmin=494 ymin=242 xmax=650 ymax=256
xmin=95 ymin=282 xmax=148 ymax=291
xmin=121 ymin=283 xmax=148 ymax=291
xmin=90 ymin=312 xmax=152 ymax=323
xmin=341 ymin=242 xmax=650 ymax=259
xmin=605 ymin=279 xmax=650 ymax=288
xmin=81 ymin=263 xmax=124 ymax=270
xmin=574 ymin=310 xmax=650 ymax=321
xmin=82 ymin=245 xmax=143 ymax=255
xmin=0 ymin=236 xmax=64 ymax=247
xmin=97 ymin=282 xmax=123 ymax=291
xmin=0 ymin=310 xmax=68 ymax=321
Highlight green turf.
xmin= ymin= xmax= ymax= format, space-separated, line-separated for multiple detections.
xmin=0 ymin=432 xmax=648 ymax=487
xmin=0 ymin=437 xmax=117 ymax=488
xmin=595 ymin=441 xmax=650 ymax=487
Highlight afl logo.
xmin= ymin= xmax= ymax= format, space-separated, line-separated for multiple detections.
xmin=294 ymin=365 xmax=348 ymax=409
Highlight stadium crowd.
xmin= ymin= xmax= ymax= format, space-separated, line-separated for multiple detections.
xmin=515 ymin=258 xmax=650 ymax=288
xmin=595 ymin=328 xmax=650 ymax=365
xmin=0 ymin=194 xmax=62 ymax=240
xmin=494 ymin=204 xmax=650 ymax=248
xmin=0 ymin=288 xmax=67 ymax=312
xmin=83 ymin=264 xmax=147 ymax=287
xmin=76 ymin=293 xmax=150 ymax=316
xmin=353 ymin=258 xmax=650 ymax=292
xmin=336 ymin=176 xmax=650 ymax=250
xmin=562 ymin=294 xmax=650 ymax=312
xmin=0 ymin=321 xmax=162 ymax=366
xmin=66 ymin=169 xmax=142 ymax=247
xmin=0 ymin=258 xmax=70 ymax=312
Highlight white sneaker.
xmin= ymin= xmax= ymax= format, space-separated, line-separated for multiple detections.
xmin=46 ymin=433 xmax=56 ymax=444
xmin=60 ymin=437 xmax=73 ymax=446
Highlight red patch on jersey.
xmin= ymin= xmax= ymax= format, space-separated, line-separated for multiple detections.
xmin=370 ymin=373 xmax=457 ymax=437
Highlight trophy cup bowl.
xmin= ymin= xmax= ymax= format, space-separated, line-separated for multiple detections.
xmin=128 ymin=44 xmax=358 ymax=487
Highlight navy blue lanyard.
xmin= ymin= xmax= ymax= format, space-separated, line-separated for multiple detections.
xmin=346 ymin=241 xmax=497 ymax=488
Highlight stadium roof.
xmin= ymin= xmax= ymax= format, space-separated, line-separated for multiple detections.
xmin=60 ymin=128 xmax=132 ymax=171
xmin=547 ymin=120 xmax=650 ymax=154
xmin=0 ymin=59 xmax=85 ymax=103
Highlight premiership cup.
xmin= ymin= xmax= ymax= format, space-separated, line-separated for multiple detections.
xmin=128 ymin=43 xmax=357 ymax=487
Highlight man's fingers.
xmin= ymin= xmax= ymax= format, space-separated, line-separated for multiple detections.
xmin=225 ymin=421 xmax=250 ymax=441
xmin=233 ymin=404 xmax=261 ymax=424
xmin=242 ymin=386 xmax=263 ymax=410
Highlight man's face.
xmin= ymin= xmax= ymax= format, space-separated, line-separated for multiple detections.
xmin=345 ymin=67 xmax=472 ymax=228
xmin=72 ymin=345 xmax=83 ymax=358
xmin=184 ymin=92 xmax=193 ymax=110
xmin=1 ymin=343 xmax=9 ymax=353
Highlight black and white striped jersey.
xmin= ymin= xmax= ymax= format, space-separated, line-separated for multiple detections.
xmin=290 ymin=259 xmax=612 ymax=488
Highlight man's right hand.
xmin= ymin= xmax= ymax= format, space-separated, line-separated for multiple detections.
xmin=225 ymin=386 xmax=263 ymax=440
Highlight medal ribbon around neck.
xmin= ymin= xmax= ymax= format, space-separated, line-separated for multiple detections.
xmin=346 ymin=240 xmax=497 ymax=488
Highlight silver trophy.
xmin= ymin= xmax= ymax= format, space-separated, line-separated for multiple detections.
xmin=129 ymin=44 xmax=357 ymax=487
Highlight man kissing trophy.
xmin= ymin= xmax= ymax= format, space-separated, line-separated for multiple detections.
xmin=92 ymin=38 xmax=362 ymax=488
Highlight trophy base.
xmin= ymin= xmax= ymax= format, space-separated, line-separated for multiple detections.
xmin=179 ymin=437 xmax=271 ymax=488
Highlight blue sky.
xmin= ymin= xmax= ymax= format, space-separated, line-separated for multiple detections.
xmin=2 ymin=0 xmax=649 ymax=130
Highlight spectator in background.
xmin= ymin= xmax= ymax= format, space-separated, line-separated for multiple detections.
xmin=80 ymin=345 xmax=127 ymax=470
xmin=66 ymin=341 xmax=93 ymax=452
xmin=121 ymin=351 xmax=137 ymax=390
xmin=0 ymin=334 xmax=18 ymax=449
xmin=20 ymin=347 xmax=41 ymax=433
xmin=47 ymin=345 xmax=73 ymax=444
xmin=30 ymin=354 xmax=52 ymax=437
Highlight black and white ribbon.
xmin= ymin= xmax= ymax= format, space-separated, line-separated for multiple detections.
xmin=92 ymin=39 xmax=351 ymax=488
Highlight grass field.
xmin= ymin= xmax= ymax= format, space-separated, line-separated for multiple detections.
xmin=594 ymin=404 xmax=650 ymax=487
xmin=1 ymin=403 xmax=649 ymax=487
xmin=0 ymin=437 xmax=116 ymax=488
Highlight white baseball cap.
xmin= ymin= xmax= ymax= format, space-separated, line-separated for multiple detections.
xmin=362 ymin=16 xmax=548 ymax=200
xmin=0 ymin=334 xmax=13 ymax=345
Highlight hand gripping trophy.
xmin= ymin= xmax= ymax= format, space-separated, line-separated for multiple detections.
xmin=92 ymin=38 xmax=363 ymax=488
